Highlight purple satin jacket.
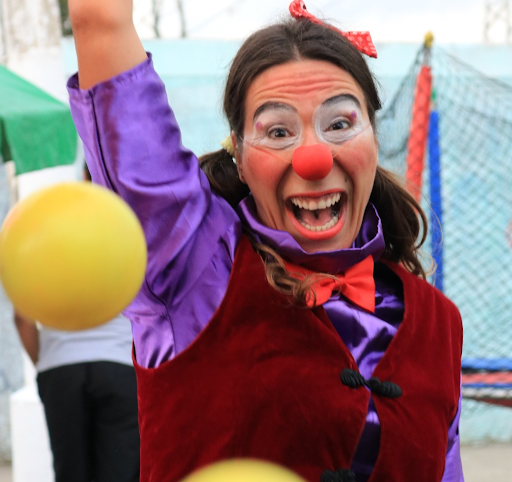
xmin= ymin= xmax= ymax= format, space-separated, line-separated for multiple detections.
xmin=67 ymin=54 xmax=463 ymax=482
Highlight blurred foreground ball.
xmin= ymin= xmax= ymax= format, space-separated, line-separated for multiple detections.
xmin=180 ymin=459 xmax=307 ymax=482
xmin=0 ymin=182 xmax=146 ymax=330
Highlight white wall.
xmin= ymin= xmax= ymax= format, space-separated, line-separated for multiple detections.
xmin=10 ymin=387 xmax=54 ymax=482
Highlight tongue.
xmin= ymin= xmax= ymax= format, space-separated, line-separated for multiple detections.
xmin=299 ymin=207 xmax=333 ymax=227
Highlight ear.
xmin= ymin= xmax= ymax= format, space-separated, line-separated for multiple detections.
xmin=231 ymin=132 xmax=246 ymax=183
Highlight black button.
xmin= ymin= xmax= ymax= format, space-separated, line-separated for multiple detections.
xmin=340 ymin=368 xmax=402 ymax=399
xmin=340 ymin=368 xmax=365 ymax=388
xmin=367 ymin=377 xmax=402 ymax=398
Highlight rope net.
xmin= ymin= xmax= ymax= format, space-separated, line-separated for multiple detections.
xmin=378 ymin=45 xmax=512 ymax=409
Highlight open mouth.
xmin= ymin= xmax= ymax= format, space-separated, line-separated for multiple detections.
xmin=288 ymin=192 xmax=345 ymax=232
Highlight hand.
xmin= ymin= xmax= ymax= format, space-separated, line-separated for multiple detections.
xmin=68 ymin=0 xmax=147 ymax=89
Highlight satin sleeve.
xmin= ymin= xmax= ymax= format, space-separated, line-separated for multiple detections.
xmin=67 ymin=54 xmax=241 ymax=367
xmin=441 ymin=388 xmax=464 ymax=481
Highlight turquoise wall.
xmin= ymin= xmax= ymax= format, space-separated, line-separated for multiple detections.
xmin=62 ymin=38 xmax=512 ymax=155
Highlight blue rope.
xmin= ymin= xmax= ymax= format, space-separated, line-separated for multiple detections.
xmin=462 ymin=358 xmax=512 ymax=371
xmin=429 ymin=110 xmax=443 ymax=291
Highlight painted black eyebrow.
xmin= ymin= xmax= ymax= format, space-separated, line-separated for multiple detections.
xmin=253 ymin=102 xmax=297 ymax=122
xmin=322 ymin=94 xmax=362 ymax=109
xmin=252 ymin=94 xmax=362 ymax=122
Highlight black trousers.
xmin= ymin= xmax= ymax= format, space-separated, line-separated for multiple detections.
xmin=37 ymin=361 xmax=140 ymax=482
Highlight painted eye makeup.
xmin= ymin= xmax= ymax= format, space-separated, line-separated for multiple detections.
xmin=246 ymin=109 xmax=300 ymax=150
xmin=314 ymin=98 xmax=368 ymax=145
xmin=243 ymin=96 xmax=370 ymax=154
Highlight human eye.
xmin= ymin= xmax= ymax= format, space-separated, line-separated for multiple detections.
xmin=316 ymin=105 xmax=364 ymax=145
xmin=262 ymin=125 xmax=297 ymax=150
xmin=328 ymin=118 xmax=351 ymax=131
xmin=268 ymin=126 xmax=290 ymax=138
xmin=251 ymin=108 xmax=299 ymax=149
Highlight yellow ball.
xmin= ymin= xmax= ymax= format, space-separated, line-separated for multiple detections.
xmin=180 ymin=459 xmax=307 ymax=482
xmin=0 ymin=182 xmax=147 ymax=330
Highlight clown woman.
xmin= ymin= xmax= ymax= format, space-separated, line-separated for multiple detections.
xmin=66 ymin=1 xmax=464 ymax=481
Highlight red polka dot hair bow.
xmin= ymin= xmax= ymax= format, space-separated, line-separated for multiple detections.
xmin=289 ymin=0 xmax=378 ymax=59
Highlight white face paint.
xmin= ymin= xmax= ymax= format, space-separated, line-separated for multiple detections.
xmin=314 ymin=96 xmax=370 ymax=147
xmin=242 ymin=95 xmax=371 ymax=161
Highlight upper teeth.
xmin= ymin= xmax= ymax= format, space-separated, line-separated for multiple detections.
xmin=290 ymin=192 xmax=341 ymax=210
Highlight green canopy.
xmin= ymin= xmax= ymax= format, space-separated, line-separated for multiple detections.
xmin=0 ymin=64 xmax=77 ymax=175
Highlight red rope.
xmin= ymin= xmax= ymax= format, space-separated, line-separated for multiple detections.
xmin=405 ymin=65 xmax=432 ymax=202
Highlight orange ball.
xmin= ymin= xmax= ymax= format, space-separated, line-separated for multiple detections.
xmin=179 ymin=459 xmax=307 ymax=482
xmin=0 ymin=182 xmax=147 ymax=330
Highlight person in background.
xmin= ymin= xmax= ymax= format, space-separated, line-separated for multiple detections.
xmin=66 ymin=0 xmax=463 ymax=481
xmin=13 ymin=167 xmax=140 ymax=482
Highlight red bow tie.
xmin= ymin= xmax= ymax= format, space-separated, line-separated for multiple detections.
xmin=289 ymin=0 xmax=378 ymax=59
xmin=284 ymin=255 xmax=376 ymax=312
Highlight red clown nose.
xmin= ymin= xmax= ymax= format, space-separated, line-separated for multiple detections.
xmin=291 ymin=144 xmax=334 ymax=181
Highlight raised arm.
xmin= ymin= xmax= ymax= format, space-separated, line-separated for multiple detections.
xmin=66 ymin=0 xmax=241 ymax=367
xmin=68 ymin=0 xmax=147 ymax=89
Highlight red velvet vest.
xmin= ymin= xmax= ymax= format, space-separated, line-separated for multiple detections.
xmin=134 ymin=235 xmax=462 ymax=482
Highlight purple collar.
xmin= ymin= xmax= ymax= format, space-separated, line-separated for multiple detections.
xmin=237 ymin=196 xmax=385 ymax=274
